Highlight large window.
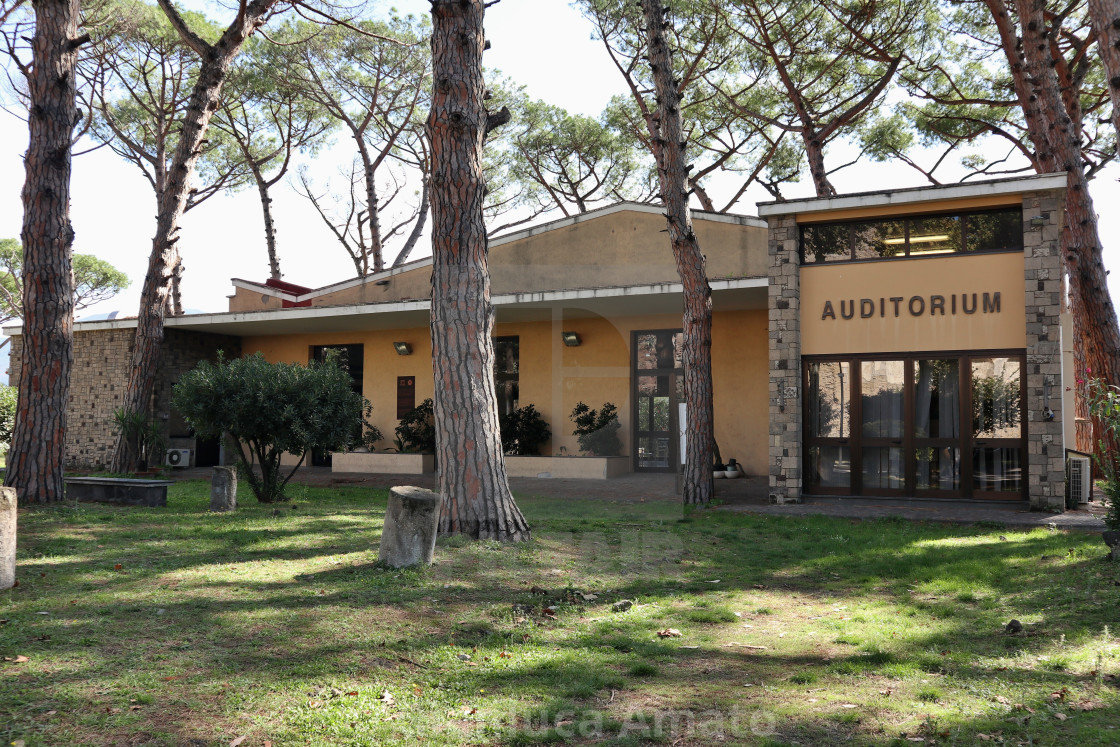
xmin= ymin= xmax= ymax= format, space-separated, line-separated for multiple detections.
xmin=800 ymin=208 xmax=1021 ymax=264
xmin=633 ymin=330 xmax=684 ymax=472
xmin=804 ymin=351 xmax=1025 ymax=500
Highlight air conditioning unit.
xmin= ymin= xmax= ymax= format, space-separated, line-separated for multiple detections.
xmin=1066 ymin=452 xmax=1092 ymax=508
xmin=165 ymin=448 xmax=191 ymax=468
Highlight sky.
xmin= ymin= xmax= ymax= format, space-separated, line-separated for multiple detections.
xmin=1 ymin=0 xmax=1118 ymax=381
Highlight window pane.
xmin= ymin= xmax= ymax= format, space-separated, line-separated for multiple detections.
xmin=915 ymin=447 xmax=961 ymax=490
xmin=967 ymin=210 xmax=1021 ymax=252
xmin=972 ymin=358 xmax=1021 ymax=439
xmin=861 ymin=360 xmax=904 ymax=438
xmin=853 ymin=220 xmax=905 ymax=259
xmin=862 ymin=446 xmax=903 ymax=489
xmin=808 ymin=361 xmax=850 ymax=438
xmin=914 ymin=359 xmax=959 ymax=439
xmin=973 ymin=447 xmax=1022 ymax=492
xmin=907 ymin=215 xmax=961 ymax=256
xmin=636 ymin=331 xmax=681 ymax=370
xmin=494 ymin=337 xmax=519 ymax=375
xmin=807 ymin=445 xmax=851 ymax=488
xmin=801 ymin=224 xmax=850 ymax=263
xmin=638 ymin=436 xmax=670 ymax=469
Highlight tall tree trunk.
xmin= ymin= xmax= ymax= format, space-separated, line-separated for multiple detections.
xmin=1015 ymin=0 xmax=1120 ymax=454
xmin=641 ymin=0 xmax=715 ymax=506
xmin=5 ymin=0 xmax=82 ymax=503
xmin=427 ymin=0 xmax=529 ymax=541
xmin=1089 ymin=0 xmax=1120 ymax=149
xmin=357 ymin=141 xmax=386 ymax=274
xmin=253 ymin=166 xmax=281 ymax=279
xmin=111 ymin=0 xmax=278 ymax=472
xmin=804 ymin=133 xmax=836 ymax=197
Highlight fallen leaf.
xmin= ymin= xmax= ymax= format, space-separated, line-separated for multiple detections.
xmin=1054 ymin=712 xmax=1068 ymax=721
xmin=114 ymin=564 xmax=122 ymax=570
xmin=346 ymin=691 xmax=358 ymax=697
xmin=462 ymin=706 xmax=478 ymax=716
xmin=657 ymin=628 xmax=683 ymax=638
xmin=579 ymin=592 xmax=598 ymax=602
xmin=45 ymin=710 xmax=57 ymax=716
xmin=994 ymin=695 xmax=1012 ymax=705
xmin=4 ymin=655 xmax=29 ymax=663
xmin=498 ymin=651 xmax=511 ymax=658
xmin=378 ymin=690 xmax=395 ymax=706
xmin=129 ymin=705 xmax=142 ymax=711
xmin=841 ymin=703 xmax=857 ymax=708
xmin=229 ymin=737 xmax=247 ymax=747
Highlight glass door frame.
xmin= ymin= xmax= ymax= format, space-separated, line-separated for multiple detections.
xmin=631 ymin=329 xmax=683 ymax=474
xmin=803 ymin=349 xmax=1027 ymax=501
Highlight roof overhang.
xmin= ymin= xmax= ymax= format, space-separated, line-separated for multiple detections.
xmin=5 ymin=277 xmax=767 ymax=338
xmin=756 ymin=174 xmax=1067 ymax=218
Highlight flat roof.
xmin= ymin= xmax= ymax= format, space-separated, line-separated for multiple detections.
xmin=756 ymin=174 xmax=1067 ymax=217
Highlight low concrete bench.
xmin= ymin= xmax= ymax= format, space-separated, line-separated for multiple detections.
xmin=64 ymin=477 xmax=174 ymax=507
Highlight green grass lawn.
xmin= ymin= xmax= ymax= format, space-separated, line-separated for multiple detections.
xmin=2 ymin=482 xmax=1119 ymax=746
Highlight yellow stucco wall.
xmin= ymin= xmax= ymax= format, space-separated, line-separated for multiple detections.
xmin=800 ymin=252 xmax=1028 ymax=356
xmin=239 ymin=306 xmax=770 ymax=475
xmin=254 ymin=210 xmax=768 ymax=310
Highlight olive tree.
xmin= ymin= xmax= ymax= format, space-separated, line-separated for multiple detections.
xmin=171 ymin=353 xmax=366 ymax=503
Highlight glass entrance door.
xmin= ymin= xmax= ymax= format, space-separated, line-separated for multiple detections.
xmin=859 ymin=360 xmax=906 ymax=495
xmin=632 ymin=330 xmax=683 ymax=473
xmin=805 ymin=352 xmax=1025 ymax=500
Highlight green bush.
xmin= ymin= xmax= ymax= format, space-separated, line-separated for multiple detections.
xmin=172 ymin=352 xmax=367 ymax=503
xmin=570 ymin=401 xmax=622 ymax=456
xmin=499 ymin=404 xmax=551 ymax=455
xmin=395 ymin=398 xmax=436 ymax=453
xmin=0 ymin=384 xmax=16 ymax=450
xmin=112 ymin=408 xmax=166 ymax=472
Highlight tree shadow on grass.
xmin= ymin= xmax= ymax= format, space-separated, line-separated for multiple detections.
xmin=3 ymin=488 xmax=1119 ymax=745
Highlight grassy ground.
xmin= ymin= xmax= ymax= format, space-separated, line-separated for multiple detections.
xmin=1 ymin=482 xmax=1119 ymax=746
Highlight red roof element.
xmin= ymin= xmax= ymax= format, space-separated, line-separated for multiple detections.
xmin=263 ymin=278 xmax=313 ymax=308
xmin=264 ymin=278 xmax=314 ymax=295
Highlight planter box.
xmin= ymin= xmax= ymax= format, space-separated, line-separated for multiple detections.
xmin=64 ymin=477 xmax=174 ymax=507
xmin=331 ymin=452 xmax=435 ymax=475
xmin=505 ymin=455 xmax=630 ymax=480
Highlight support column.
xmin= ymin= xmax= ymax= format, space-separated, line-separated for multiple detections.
xmin=767 ymin=216 xmax=802 ymax=504
xmin=1022 ymin=190 xmax=1067 ymax=511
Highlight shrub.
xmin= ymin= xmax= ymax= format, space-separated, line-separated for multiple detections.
xmin=112 ymin=408 xmax=166 ymax=472
xmin=499 ymin=404 xmax=551 ymax=455
xmin=570 ymin=401 xmax=622 ymax=456
xmin=0 ymin=384 xmax=16 ymax=450
xmin=1086 ymin=377 xmax=1120 ymax=530
xmin=395 ymin=398 xmax=436 ymax=453
xmin=172 ymin=352 xmax=367 ymax=503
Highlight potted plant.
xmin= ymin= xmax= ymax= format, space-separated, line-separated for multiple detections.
xmin=500 ymin=404 xmax=551 ymax=455
xmin=725 ymin=458 xmax=742 ymax=479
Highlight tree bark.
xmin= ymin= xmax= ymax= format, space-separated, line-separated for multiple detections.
xmin=427 ymin=0 xmax=530 ymax=541
xmin=804 ymin=134 xmax=836 ymax=197
xmin=5 ymin=0 xmax=81 ymax=503
xmin=641 ymin=0 xmax=715 ymax=506
xmin=111 ymin=0 xmax=279 ymax=472
xmin=1014 ymin=0 xmax=1120 ymax=453
xmin=252 ymin=164 xmax=281 ymax=279
xmin=1089 ymin=0 xmax=1120 ymax=150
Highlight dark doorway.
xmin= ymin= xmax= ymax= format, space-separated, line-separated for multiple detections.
xmin=309 ymin=344 xmax=365 ymax=467
xmin=632 ymin=330 xmax=683 ymax=473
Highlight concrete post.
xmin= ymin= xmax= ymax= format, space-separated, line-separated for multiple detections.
xmin=209 ymin=466 xmax=237 ymax=512
xmin=378 ymin=486 xmax=440 ymax=568
xmin=0 ymin=487 xmax=15 ymax=590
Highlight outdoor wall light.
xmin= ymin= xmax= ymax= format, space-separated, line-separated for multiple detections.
xmin=1030 ymin=215 xmax=1046 ymax=228
xmin=393 ymin=342 xmax=412 ymax=356
xmin=561 ymin=331 xmax=581 ymax=347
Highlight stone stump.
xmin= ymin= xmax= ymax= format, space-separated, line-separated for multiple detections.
xmin=1 ymin=487 xmax=15 ymax=590
xmin=210 ymin=467 xmax=237 ymax=512
xmin=378 ymin=486 xmax=440 ymax=569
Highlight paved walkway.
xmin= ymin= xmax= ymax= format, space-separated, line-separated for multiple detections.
xmin=170 ymin=466 xmax=1108 ymax=532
